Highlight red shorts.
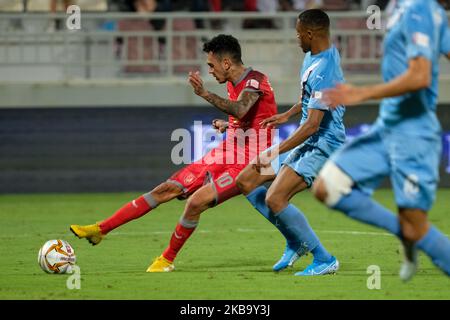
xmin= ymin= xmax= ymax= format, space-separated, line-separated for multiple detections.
xmin=167 ymin=152 xmax=247 ymax=206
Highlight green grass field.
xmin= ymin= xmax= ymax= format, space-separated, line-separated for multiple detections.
xmin=0 ymin=189 xmax=449 ymax=300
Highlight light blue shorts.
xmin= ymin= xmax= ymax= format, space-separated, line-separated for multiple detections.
xmin=330 ymin=125 xmax=441 ymax=211
xmin=271 ymin=140 xmax=340 ymax=187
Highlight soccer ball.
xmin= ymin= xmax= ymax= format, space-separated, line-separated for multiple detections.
xmin=38 ymin=239 xmax=76 ymax=274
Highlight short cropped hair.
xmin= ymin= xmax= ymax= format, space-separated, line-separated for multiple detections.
xmin=203 ymin=34 xmax=243 ymax=64
xmin=298 ymin=9 xmax=330 ymax=32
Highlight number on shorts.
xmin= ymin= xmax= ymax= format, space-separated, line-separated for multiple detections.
xmin=216 ymin=173 xmax=233 ymax=188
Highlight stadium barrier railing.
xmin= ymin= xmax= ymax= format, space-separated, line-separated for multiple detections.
xmin=3 ymin=11 xmax=448 ymax=81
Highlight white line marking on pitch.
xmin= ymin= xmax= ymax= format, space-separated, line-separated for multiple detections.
xmin=4 ymin=229 xmax=448 ymax=238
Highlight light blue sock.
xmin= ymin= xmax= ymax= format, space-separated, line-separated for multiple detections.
xmin=246 ymin=186 xmax=272 ymax=222
xmin=275 ymin=204 xmax=332 ymax=262
xmin=416 ymin=226 xmax=450 ymax=276
xmin=333 ymin=189 xmax=401 ymax=237
xmin=246 ymin=186 xmax=298 ymax=246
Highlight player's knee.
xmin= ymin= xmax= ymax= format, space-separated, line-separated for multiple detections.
xmin=150 ymin=181 xmax=183 ymax=203
xmin=399 ymin=211 xmax=429 ymax=242
xmin=399 ymin=220 xmax=422 ymax=242
xmin=314 ymin=162 xmax=353 ymax=208
xmin=186 ymin=194 xmax=213 ymax=215
xmin=236 ymin=175 xmax=254 ymax=195
xmin=186 ymin=196 xmax=203 ymax=213
xmin=265 ymin=192 xmax=286 ymax=213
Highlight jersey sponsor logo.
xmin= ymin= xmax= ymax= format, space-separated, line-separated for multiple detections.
xmin=412 ymin=32 xmax=430 ymax=47
xmin=245 ymin=79 xmax=260 ymax=90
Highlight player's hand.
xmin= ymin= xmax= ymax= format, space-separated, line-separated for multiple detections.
xmin=260 ymin=112 xmax=290 ymax=128
xmin=323 ymin=83 xmax=369 ymax=108
xmin=253 ymin=148 xmax=279 ymax=173
xmin=212 ymin=119 xmax=228 ymax=133
xmin=188 ymin=71 xmax=208 ymax=98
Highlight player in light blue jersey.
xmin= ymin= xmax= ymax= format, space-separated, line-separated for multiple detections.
xmin=441 ymin=25 xmax=450 ymax=58
xmin=314 ymin=0 xmax=450 ymax=280
xmin=236 ymin=9 xmax=345 ymax=275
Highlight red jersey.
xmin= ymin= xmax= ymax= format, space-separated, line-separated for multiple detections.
xmin=223 ymin=68 xmax=278 ymax=163
xmin=168 ymin=68 xmax=278 ymax=204
xmin=226 ymin=68 xmax=277 ymax=132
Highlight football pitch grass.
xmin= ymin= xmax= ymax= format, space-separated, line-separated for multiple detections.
xmin=0 ymin=189 xmax=449 ymax=300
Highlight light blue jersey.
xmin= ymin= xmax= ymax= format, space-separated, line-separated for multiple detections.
xmin=331 ymin=0 xmax=448 ymax=210
xmin=272 ymin=46 xmax=346 ymax=187
xmin=378 ymin=0 xmax=449 ymax=138
xmin=299 ymin=45 xmax=346 ymax=148
xmin=441 ymin=26 xmax=450 ymax=56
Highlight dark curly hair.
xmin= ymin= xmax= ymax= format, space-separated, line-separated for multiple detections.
xmin=298 ymin=9 xmax=330 ymax=32
xmin=203 ymin=34 xmax=243 ymax=64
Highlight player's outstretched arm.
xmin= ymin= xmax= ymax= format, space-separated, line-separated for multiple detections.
xmin=256 ymin=108 xmax=324 ymax=168
xmin=324 ymin=57 xmax=431 ymax=108
xmin=188 ymin=71 xmax=260 ymax=119
xmin=260 ymin=102 xmax=302 ymax=128
xmin=277 ymin=109 xmax=324 ymax=155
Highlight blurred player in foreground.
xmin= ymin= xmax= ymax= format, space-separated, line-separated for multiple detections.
xmin=236 ymin=9 xmax=345 ymax=275
xmin=313 ymin=0 xmax=450 ymax=280
xmin=70 ymin=34 xmax=278 ymax=272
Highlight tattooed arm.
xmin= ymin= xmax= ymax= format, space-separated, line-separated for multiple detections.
xmin=203 ymin=90 xmax=260 ymax=119
xmin=188 ymin=71 xmax=260 ymax=119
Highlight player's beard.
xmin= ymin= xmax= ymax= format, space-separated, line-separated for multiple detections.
xmin=214 ymin=75 xmax=226 ymax=84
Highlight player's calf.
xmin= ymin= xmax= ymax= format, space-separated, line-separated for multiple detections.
xmin=236 ymin=165 xmax=268 ymax=195
xmin=70 ymin=182 xmax=184 ymax=245
xmin=398 ymin=209 xmax=430 ymax=243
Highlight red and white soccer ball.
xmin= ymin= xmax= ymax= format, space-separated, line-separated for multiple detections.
xmin=38 ymin=239 xmax=76 ymax=274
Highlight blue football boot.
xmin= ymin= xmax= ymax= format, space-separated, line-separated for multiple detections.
xmin=295 ymin=256 xmax=339 ymax=276
xmin=272 ymin=242 xmax=308 ymax=272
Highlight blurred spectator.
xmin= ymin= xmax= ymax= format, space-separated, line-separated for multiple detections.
xmin=279 ymin=0 xmax=323 ymax=11
xmin=117 ymin=0 xmax=199 ymax=75
xmin=322 ymin=0 xmax=350 ymax=10
xmin=190 ymin=0 xmax=211 ymax=29
xmin=362 ymin=0 xmax=389 ymax=10
xmin=243 ymin=0 xmax=278 ymax=29
xmin=50 ymin=0 xmax=73 ymax=12
xmin=133 ymin=0 xmax=157 ymax=12
xmin=47 ymin=0 xmax=74 ymax=31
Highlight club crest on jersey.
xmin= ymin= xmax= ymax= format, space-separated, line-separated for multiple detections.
xmin=246 ymin=79 xmax=260 ymax=90
xmin=184 ymin=173 xmax=196 ymax=185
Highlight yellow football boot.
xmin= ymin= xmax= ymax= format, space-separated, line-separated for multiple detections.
xmin=146 ymin=255 xmax=175 ymax=273
xmin=70 ymin=223 xmax=104 ymax=246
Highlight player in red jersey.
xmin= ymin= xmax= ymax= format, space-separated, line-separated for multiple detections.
xmin=70 ymin=34 xmax=278 ymax=272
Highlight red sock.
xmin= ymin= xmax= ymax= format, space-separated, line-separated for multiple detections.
xmin=99 ymin=196 xmax=152 ymax=234
xmin=162 ymin=223 xmax=196 ymax=262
